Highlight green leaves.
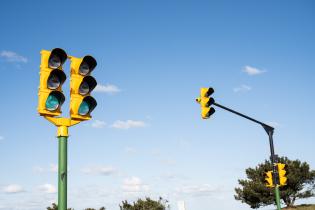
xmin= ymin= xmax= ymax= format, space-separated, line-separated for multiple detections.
xmin=119 ymin=197 xmax=170 ymax=210
xmin=234 ymin=156 xmax=315 ymax=208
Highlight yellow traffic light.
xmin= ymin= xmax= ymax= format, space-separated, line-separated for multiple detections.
xmin=264 ymin=170 xmax=274 ymax=188
xmin=38 ymin=48 xmax=67 ymax=116
xmin=277 ymin=163 xmax=287 ymax=186
xmin=196 ymin=87 xmax=215 ymax=119
xmin=70 ymin=55 xmax=97 ymax=121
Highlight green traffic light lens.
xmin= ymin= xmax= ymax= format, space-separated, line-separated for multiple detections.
xmin=46 ymin=94 xmax=60 ymax=111
xmin=78 ymin=101 xmax=90 ymax=116
xmin=48 ymin=54 xmax=62 ymax=69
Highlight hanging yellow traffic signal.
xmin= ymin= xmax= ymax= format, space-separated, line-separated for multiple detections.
xmin=277 ymin=163 xmax=287 ymax=186
xmin=264 ymin=170 xmax=274 ymax=188
xmin=38 ymin=48 xmax=67 ymax=116
xmin=196 ymin=87 xmax=215 ymax=119
xmin=69 ymin=55 xmax=97 ymax=121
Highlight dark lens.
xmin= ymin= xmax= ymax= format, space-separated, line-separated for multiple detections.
xmin=79 ymin=62 xmax=90 ymax=75
xmin=49 ymin=54 xmax=61 ymax=69
xmin=79 ymin=81 xmax=90 ymax=95
xmin=47 ymin=74 xmax=60 ymax=89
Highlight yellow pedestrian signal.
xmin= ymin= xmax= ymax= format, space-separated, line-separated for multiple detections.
xmin=277 ymin=163 xmax=287 ymax=186
xmin=69 ymin=55 xmax=97 ymax=121
xmin=38 ymin=48 xmax=67 ymax=116
xmin=264 ymin=170 xmax=274 ymax=188
xmin=196 ymin=87 xmax=215 ymax=119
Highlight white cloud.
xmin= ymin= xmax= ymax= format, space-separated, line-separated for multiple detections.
xmin=49 ymin=164 xmax=58 ymax=173
xmin=124 ymin=147 xmax=136 ymax=154
xmin=3 ymin=184 xmax=24 ymax=193
xmin=91 ymin=120 xmax=107 ymax=128
xmin=122 ymin=177 xmax=149 ymax=193
xmin=82 ymin=166 xmax=116 ymax=176
xmin=33 ymin=166 xmax=45 ymax=173
xmin=233 ymin=84 xmax=252 ymax=93
xmin=160 ymin=158 xmax=176 ymax=166
xmin=38 ymin=184 xmax=56 ymax=194
xmin=94 ymin=84 xmax=121 ymax=94
xmin=243 ymin=65 xmax=266 ymax=75
xmin=111 ymin=120 xmax=147 ymax=129
xmin=0 ymin=51 xmax=28 ymax=63
xmin=176 ymin=184 xmax=219 ymax=197
xmin=33 ymin=164 xmax=58 ymax=173
xmin=267 ymin=121 xmax=281 ymax=128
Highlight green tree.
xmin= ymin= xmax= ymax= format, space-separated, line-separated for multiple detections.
xmin=119 ymin=197 xmax=170 ymax=210
xmin=84 ymin=208 xmax=106 ymax=210
xmin=234 ymin=157 xmax=315 ymax=208
xmin=47 ymin=203 xmax=105 ymax=210
xmin=46 ymin=203 xmax=74 ymax=210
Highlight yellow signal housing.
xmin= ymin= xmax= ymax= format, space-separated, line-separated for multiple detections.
xmin=196 ymin=87 xmax=215 ymax=119
xmin=70 ymin=56 xmax=97 ymax=121
xmin=264 ymin=170 xmax=274 ymax=188
xmin=277 ymin=163 xmax=287 ymax=186
xmin=38 ymin=48 xmax=67 ymax=116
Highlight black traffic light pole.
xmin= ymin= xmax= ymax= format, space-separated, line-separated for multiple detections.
xmin=213 ymin=102 xmax=281 ymax=210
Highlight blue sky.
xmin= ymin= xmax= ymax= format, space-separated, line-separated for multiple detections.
xmin=0 ymin=0 xmax=314 ymax=209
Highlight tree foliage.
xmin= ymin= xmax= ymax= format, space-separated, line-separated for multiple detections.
xmin=46 ymin=203 xmax=105 ymax=210
xmin=119 ymin=197 xmax=170 ymax=210
xmin=46 ymin=203 xmax=74 ymax=210
xmin=234 ymin=157 xmax=315 ymax=208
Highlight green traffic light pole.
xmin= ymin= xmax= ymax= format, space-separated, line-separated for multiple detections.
xmin=44 ymin=117 xmax=81 ymax=210
xmin=58 ymin=135 xmax=68 ymax=210
xmin=213 ymin=102 xmax=281 ymax=210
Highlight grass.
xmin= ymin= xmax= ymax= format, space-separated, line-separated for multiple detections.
xmin=282 ymin=204 xmax=315 ymax=210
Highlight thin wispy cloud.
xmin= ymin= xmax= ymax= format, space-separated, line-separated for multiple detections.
xmin=33 ymin=166 xmax=44 ymax=173
xmin=111 ymin=120 xmax=147 ymax=129
xmin=37 ymin=184 xmax=56 ymax=194
xmin=49 ymin=164 xmax=58 ymax=173
xmin=3 ymin=184 xmax=24 ymax=193
xmin=33 ymin=164 xmax=58 ymax=173
xmin=91 ymin=120 xmax=107 ymax=128
xmin=81 ymin=166 xmax=116 ymax=176
xmin=160 ymin=158 xmax=176 ymax=166
xmin=0 ymin=51 xmax=28 ymax=63
xmin=233 ymin=84 xmax=252 ymax=93
xmin=94 ymin=84 xmax=121 ymax=94
xmin=176 ymin=184 xmax=219 ymax=197
xmin=122 ymin=177 xmax=149 ymax=193
xmin=124 ymin=147 xmax=137 ymax=154
xmin=267 ymin=121 xmax=281 ymax=128
xmin=243 ymin=65 xmax=266 ymax=75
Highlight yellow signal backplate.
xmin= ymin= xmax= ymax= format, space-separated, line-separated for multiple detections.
xmin=200 ymin=97 xmax=210 ymax=107
xmin=70 ymin=74 xmax=84 ymax=95
xmin=70 ymin=57 xmax=84 ymax=74
xmin=201 ymin=107 xmax=211 ymax=119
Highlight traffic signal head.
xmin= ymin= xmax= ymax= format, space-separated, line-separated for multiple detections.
xmin=38 ymin=48 xmax=67 ymax=116
xmin=196 ymin=87 xmax=215 ymax=119
xmin=200 ymin=87 xmax=214 ymax=97
xmin=264 ymin=170 xmax=274 ymax=188
xmin=70 ymin=56 xmax=97 ymax=121
xmin=277 ymin=163 xmax=287 ymax=186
